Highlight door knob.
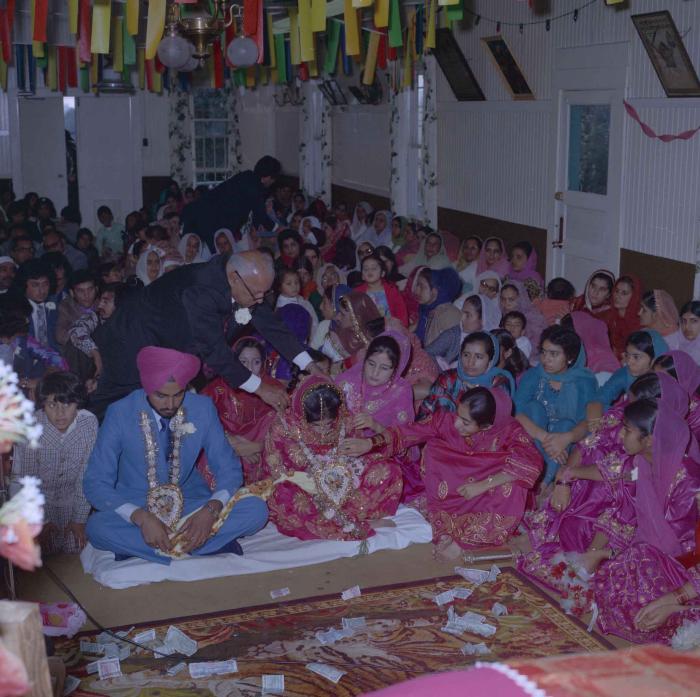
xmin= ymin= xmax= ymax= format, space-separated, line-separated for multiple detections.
xmin=554 ymin=191 xmax=564 ymax=201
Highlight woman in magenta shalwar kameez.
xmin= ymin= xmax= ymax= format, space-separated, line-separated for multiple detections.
xmin=342 ymin=387 xmax=542 ymax=556
xmin=654 ymin=349 xmax=700 ymax=442
xmin=336 ymin=331 xmax=422 ymax=501
xmin=593 ymin=386 xmax=700 ymax=645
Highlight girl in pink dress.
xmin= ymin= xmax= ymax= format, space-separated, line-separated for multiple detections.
xmin=654 ymin=349 xmax=700 ymax=441
xmin=336 ymin=331 xmax=421 ymax=501
xmin=341 ymin=387 xmax=542 ymax=559
xmin=593 ymin=387 xmax=700 ymax=645
xmin=261 ymin=375 xmax=403 ymax=542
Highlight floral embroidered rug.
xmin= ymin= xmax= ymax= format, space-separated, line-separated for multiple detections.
xmin=56 ymin=567 xmax=612 ymax=696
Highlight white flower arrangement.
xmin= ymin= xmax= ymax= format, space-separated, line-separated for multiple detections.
xmin=177 ymin=422 xmax=197 ymax=436
xmin=0 ymin=362 xmax=42 ymax=448
xmin=45 ymin=302 xmax=56 ymax=311
xmin=0 ymin=476 xmax=44 ymax=527
xmin=234 ymin=307 xmax=252 ymax=325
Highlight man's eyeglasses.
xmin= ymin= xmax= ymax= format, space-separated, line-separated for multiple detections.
xmin=234 ymin=270 xmax=269 ymax=304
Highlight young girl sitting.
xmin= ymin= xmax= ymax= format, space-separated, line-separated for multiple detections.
xmin=501 ymin=311 xmax=531 ymax=359
xmin=274 ymin=267 xmax=319 ymax=336
xmin=356 ymin=253 xmax=408 ymax=326
xmin=11 ymin=372 xmax=97 ymax=554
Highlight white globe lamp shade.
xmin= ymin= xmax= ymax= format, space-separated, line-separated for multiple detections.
xmin=226 ymin=36 xmax=258 ymax=68
xmin=157 ymin=34 xmax=192 ymax=69
xmin=179 ymin=53 xmax=201 ymax=72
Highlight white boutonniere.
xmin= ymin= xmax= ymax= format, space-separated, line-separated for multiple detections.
xmin=177 ymin=422 xmax=197 ymax=435
xmin=45 ymin=302 xmax=56 ymax=311
xmin=234 ymin=307 xmax=252 ymax=325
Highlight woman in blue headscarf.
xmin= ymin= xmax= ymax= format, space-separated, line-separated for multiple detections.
xmin=514 ymin=325 xmax=598 ymax=484
xmin=413 ymin=267 xmax=462 ymax=345
xmin=590 ymin=329 xmax=668 ymax=414
xmin=418 ymin=331 xmax=515 ymax=420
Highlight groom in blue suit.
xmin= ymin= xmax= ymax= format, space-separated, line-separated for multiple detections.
xmin=84 ymin=346 xmax=268 ymax=564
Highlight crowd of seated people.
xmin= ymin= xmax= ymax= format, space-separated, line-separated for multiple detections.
xmin=2 ymin=171 xmax=700 ymax=650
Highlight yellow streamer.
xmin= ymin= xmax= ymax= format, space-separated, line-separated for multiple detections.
xmin=374 ymin=0 xmax=389 ymax=28
xmin=126 ymin=0 xmax=140 ymax=36
xmin=90 ymin=57 xmax=99 ymax=92
xmin=91 ymin=0 xmax=112 ymax=54
xmin=152 ymin=68 xmax=162 ymax=94
xmin=246 ymin=66 xmax=256 ymax=87
xmin=137 ymin=48 xmax=145 ymax=90
xmin=47 ymin=45 xmax=57 ymax=91
xmin=425 ymin=0 xmax=437 ymax=49
xmin=298 ymin=0 xmax=314 ymax=63
xmin=362 ymin=30 xmax=379 ymax=85
xmin=352 ymin=0 xmax=372 ymax=7
xmin=289 ymin=9 xmax=301 ymax=65
xmin=0 ymin=54 xmax=7 ymax=92
xmin=145 ymin=0 xmax=166 ymax=60
xmin=30 ymin=1 xmax=43 ymax=58
xmin=308 ymin=58 xmax=318 ymax=77
xmin=311 ymin=0 xmax=326 ymax=33
xmin=437 ymin=0 xmax=458 ymax=5
xmin=112 ymin=17 xmax=124 ymax=71
xmin=343 ymin=0 xmax=360 ymax=56
xmin=68 ymin=0 xmax=79 ymax=35
xmin=267 ymin=11 xmax=276 ymax=68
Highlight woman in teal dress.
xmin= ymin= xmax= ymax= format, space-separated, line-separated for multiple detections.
xmin=514 ymin=326 xmax=598 ymax=484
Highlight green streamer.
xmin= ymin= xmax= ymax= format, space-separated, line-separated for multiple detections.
xmin=446 ymin=0 xmax=463 ymax=23
xmin=275 ymin=33 xmax=287 ymax=83
xmin=323 ymin=20 xmax=340 ymax=75
xmin=79 ymin=65 xmax=90 ymax=92
xmin=388 ymin=0 xmax=402 ymax=48
xmin=123 ymin=19 xmax=136 ymax=65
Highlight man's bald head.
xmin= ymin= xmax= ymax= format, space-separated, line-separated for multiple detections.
xmin=226 ymin=251 xmax=275 ymax=307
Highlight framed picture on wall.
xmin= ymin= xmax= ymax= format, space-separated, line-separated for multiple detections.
xmin=632 ymin=11 xmax=700 ymax=97
xmin=481 ymin=35 xmax=534 ymax=100
xmin=432 ymin=28 xmax=485 ymax=101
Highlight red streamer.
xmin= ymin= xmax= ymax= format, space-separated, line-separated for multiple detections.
xmin=377 ymin=30 xmax=387 ymax=70
xmin=624 ymin=99 xmax=700 ymax=143
xmin=298 ymin=62 xmax=309 ymax=81
xmin=58 ymin=46 xmax=67 ymax=92
xmin=213 ymin=38 xmax=224 ymax=88
xmin=66 ymin=47 xmax=78 ymax=88
xmin=33 ymin=0 xmax=49 ymax=42
xmin=0 ymin=10 xmax=11 ymax=64
xmin=78 ymin=0 xmax=91 ymax=63
xmin=243 ymin=0 xmax=258 ymax=36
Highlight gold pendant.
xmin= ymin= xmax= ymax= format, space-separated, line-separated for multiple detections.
xmin=147 ymin=484 xmax=184 ymax=530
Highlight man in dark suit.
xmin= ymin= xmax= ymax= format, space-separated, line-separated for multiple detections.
xmin=89 ymin=251 xmax=313 ymax=419
xmin=13 ymin=258 xmax=60 ymax=352
xmin=181 ymin=156 xmax=281 ymax=253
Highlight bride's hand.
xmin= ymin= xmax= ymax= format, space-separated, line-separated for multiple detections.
xmin=339 ymin=438 xmax=373 ymax=457
xmin=352 ymin=413 xmax=381 ymax=432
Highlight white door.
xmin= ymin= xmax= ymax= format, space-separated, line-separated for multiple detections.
xmin=552 ymin=89 xmax=623 ymax=293
xmin=76 ymin=95 xmax=142 ymax=229
xmin=18 ymin=96 xmax=67 ymax=208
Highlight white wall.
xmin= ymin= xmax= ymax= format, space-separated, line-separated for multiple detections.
xmin=274 ymin=107 xmax=300 ymax=176
xmin=438 ymin=0 xmax=700 ymax=266
xmin=140 ymin=91 xmax=170 ymax=177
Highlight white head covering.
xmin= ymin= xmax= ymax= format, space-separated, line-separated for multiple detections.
xmin=316 ymin=263 xmax=347 ymax=289
xmin=213 ymin=228 xmax=236 ymax=255
xmin=135 ymin=246 xmax=164 ymax=286
xmin=177 ymin=233 xmax=211 ymax=264
xmin=300 ymin=216 xmax=321 ymax=245
xmin=0 ymin=256 xmax=16 ymax=268
xmin=350 ymin=201 xmax=373 ymax=241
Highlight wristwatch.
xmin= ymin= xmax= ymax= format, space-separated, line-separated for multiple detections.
xmin=204 ymin=501 xmax=221 ymax=518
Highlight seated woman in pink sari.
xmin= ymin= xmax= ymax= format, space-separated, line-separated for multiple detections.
xmin=654 ymin=349 xmax=700 ymax=441
xmin=261 ymin=375 xmax=403 ymax=542
xmin=517 ymin=371 xmax=662 ymax=615
xmin=200 ymin=337 xmax=281 ymax=484
xmin=336 ymin=332 xmax=421 ymax=501
xmin=341 ymin=387 xmax=541 ymax=559
xmin=593 ymin=392 xmax=700 ymax=645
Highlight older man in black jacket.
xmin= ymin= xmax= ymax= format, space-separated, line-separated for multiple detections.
xmin=181 ymin=156 xmax=281 ymax=252
xmin=89 ymin=251 xmax=312 ymax=418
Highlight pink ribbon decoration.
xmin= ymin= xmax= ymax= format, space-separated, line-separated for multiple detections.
xmin=624 ymin=99 xmax=700 ymax=143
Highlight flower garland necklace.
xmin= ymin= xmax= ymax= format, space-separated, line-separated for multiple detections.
xmin=140 ymin=407 xmax=187 ymax=529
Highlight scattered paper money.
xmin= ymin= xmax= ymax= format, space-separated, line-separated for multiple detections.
xmin=341 ymin=617 xmax=367 ymax=633
xmin=434 ymin=589 xmax=456 ymax=606
xmin=152 ymin=644 xmax=177 ymax=658
xmin=452 ymin=587 xmax=474 ymax=600
xmin=491 ymin=602 xmax=508 ymax=617
xmin=164 ymin=626 xmax=198 ymax=657
xmin=262 ymin=674 xmax=285 ymax=693
xmin=167 ymin=662 xmax=187 ymax=676
xmin=315 ymin=627 xmax=353 ymax=645
xmin=453 ymin=565 xmax=501 ymax=586
xmin=96 ymin=658 xmax=121 ymax=680
xmin=189 ymin=659 xmax=238 ymax=678
xmin=80 ymin=640 xmax=104 ymax=655
xmin=85 ymin=660 xmax=100 ymax=675
xmin=133 ymin=628 xmax=157 ymax=645
xmin=101 ymin=643 xmax=129 ymax=660
xmin=270 ymin=587 xmax=290 ymax=599
xmin=461 ymin=642 xmax=491 ymax=656
xmin=63 ymin=675 xmax=81 ymax=696
xmin=488 ymin=564 xmax=501 ymax=582
xmin=306 ymin=662 xmax=346 ymax=684
xmin=341 ymin=585 xmax=361 ymax=601
xmin=442 ymin=607 xmax=497 ymax=638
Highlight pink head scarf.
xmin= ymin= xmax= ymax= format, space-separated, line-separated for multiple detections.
xmin=664 ymin=350 xmax=700 ymax=395
xmin=476 ymin=237 xmax=510 ymax=278
xmin=633 ymin=371 xmax=691 ymax=556
xmin=507 ymin=244 xmax=543 ymax=287
xmin=571 ymin=311 xmax=620 ymax=373
xmin=652 ymin=289 xmax=680 ymax=336
xmin=136 ymin=346 xmax=201 ymax=395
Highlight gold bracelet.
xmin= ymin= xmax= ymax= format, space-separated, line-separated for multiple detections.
xmin=370 ymin=433 xmax=385 ymax=449
xmin=674 ymin=588 xmax=690 ymax=605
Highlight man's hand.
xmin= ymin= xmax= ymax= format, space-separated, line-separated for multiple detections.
xmin=132 ymin=509 xmax=173 ymax=553
xmin=255 ymin=381 xmax=289 ymax=411
xmin=351 ymin=413 xmax=383 ymax=433
xmin=66 ymin=522 xmax=87 ymax=550
xmin=178 ymin=503 xmax=221 ymax=553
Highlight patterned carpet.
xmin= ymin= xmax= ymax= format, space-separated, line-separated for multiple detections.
xmin=57 ymin=567 xmax=612 ymax=696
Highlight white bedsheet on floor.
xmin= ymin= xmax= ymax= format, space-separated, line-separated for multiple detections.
xmin=80 ymin=505 xmax=433 ymax=590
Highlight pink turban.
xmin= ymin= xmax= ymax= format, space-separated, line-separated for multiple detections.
xmin=136 ymin=346 xmax=201 ymax=394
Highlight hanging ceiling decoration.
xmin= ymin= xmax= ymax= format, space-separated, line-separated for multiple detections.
xmin=156 ymin=0 xmax=259 ymax=70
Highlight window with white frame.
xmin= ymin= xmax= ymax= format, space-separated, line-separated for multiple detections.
xmin=192 ymin=89 xmax=229 ymax=187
